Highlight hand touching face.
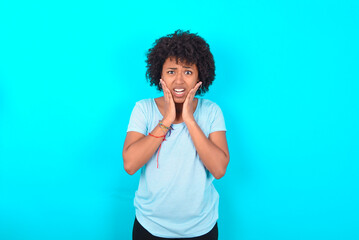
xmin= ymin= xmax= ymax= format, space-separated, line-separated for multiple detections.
xmin=159 ymin=79 xmax=176 ymax=125
xmin=182 ymin=81 xmax=202 ymax=122
xmin=161 ymin=57 xmax=199 ymax=103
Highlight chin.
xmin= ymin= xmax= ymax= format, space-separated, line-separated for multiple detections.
xmin=173 ymin=97 xmax=186 ymax=104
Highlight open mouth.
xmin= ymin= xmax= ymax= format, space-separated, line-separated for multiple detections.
xmin=173 ymin=88 xmax=185 ymax=97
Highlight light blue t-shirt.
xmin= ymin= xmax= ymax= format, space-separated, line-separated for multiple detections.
xmin=126 ymin=98 xmax=226 ymax=238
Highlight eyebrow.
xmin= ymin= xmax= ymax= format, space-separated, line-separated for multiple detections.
xmin=167 ymin=66 xmax=192 ymax=69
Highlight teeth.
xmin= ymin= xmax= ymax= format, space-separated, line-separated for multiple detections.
xmin=174 ymin=89 xmax=184 ymax=92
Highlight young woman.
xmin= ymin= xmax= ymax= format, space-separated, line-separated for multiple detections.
xmin=123 ymin=30 xmax=229 ymax=240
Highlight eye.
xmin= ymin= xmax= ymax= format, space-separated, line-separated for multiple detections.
xmin=185 ymin=70 xmax=192 ymax=75
xmin=167 ymin=71 xmax=175 ymax=74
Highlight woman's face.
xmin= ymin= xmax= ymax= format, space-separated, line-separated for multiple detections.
xmin=161 ymin=57 xmax=199 ymax=103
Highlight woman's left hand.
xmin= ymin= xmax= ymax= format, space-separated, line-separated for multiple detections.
xmin=183 ymin=81 xmax=202 ymax=123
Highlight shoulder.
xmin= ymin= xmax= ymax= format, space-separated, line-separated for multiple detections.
xmin=133 ymin=98 xmax=154 ymax=110
xmin=135 ymin=98 xmax=153 ymax=106
xmin=129 ymin=99 xmax=155 ymax=117
xmin=198 ymin=98 xmax=222 ymax=111
xmin=196 ymin=98 xmax=226 ymax=134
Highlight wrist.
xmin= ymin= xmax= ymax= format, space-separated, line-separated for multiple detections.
xmin=184 ymin=117 xmax=196 ymax=126
xmin=161 ymin=118 xmax=173 ymax=127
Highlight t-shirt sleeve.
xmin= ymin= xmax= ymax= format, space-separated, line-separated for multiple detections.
xmin=210 ymin=103 xmax=227 ymax=133
xmin=127 ymin=101 xmax=148 ymax=135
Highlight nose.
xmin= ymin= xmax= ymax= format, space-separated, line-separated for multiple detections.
xmin=174 ymin=71 xmax=184 ymax=84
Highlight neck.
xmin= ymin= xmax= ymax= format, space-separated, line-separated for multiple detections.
xmin=175 ymin=103 xmax=183 ymax=120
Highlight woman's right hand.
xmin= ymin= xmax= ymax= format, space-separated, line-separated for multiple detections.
xmin=160 ymin=79 xmax=176 ymax=126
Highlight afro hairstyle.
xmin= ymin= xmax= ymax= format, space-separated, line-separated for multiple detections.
xmin=145 ymin=30 xmax=215 ymax=95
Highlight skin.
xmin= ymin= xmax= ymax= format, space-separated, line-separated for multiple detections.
xmin=123 ymin=57 xmax=229 ymax=179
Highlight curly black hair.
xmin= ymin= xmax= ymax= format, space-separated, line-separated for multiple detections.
xmin=145 ymin=30 xmax=215 ymax=95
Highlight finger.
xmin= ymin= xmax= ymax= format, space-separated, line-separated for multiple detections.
xmin=193 ymin=81 xmax=202 ymax=93
xmin=161 ymin=79 xmax=170 ymax=102
xmin=161 ymin=80 xmax=172 ymax=98
xmin=160 ymin=79 xmax=167 ymax=92
xmin=190 ymin=82 xmax=202 ymax=99
xmin=166 ymin=89 xmax=174 ymax=106
xmin=188 ymin=82 xmax=201 ymax=99
xmin=167 ymin=87 xmax=174 ymax=103
xmin=160 ymin=79 xmax=175 ymax=107
xmin=160 ymin=79 xmax=168 ymax=91
xmin=162 ymin=81 xmax=171 ymax=99
xmin=166 ymin=89 xmax=171 ymax=102
xmin=188 ymin=82 xmax=201 ymax=98
xmin=185 ymin=89 xmax=195 ymax=104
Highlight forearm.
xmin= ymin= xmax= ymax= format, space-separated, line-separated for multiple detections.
xmin=123 ymin=124 xmax=168 ymax=175
xmin=185 ymin=119 xmax=229 ymax=179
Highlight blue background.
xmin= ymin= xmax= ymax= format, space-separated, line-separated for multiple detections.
xmin=1 ymin=0 xmax=358 ymax=239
